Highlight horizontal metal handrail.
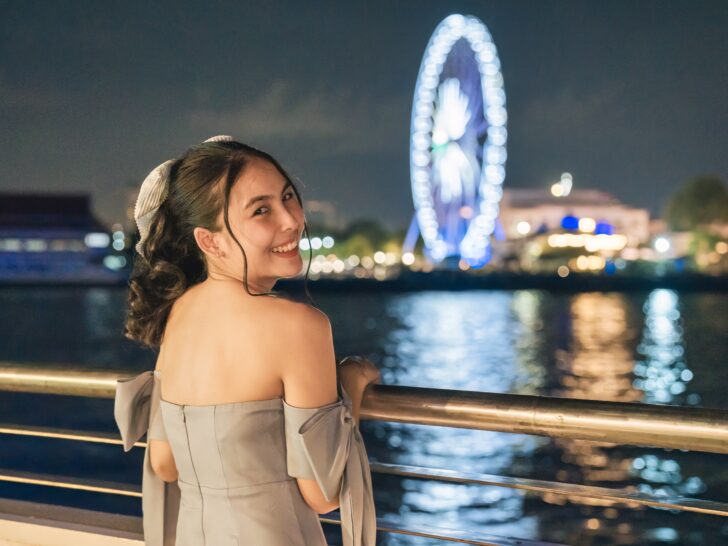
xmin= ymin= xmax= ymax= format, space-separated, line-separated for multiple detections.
xmin=8 ymin=496 xmax=542 ymax=546
xmin=0 ymin=469 xmax=140 ymax=497
xmin=0 ymin=363 xmax=119 ymax=398
xmin=2 ymin=362 xmax=727 ymax=544
xmin=2 ymin=363 xmax=728 ymax=454
xmin=369 ymin=462 xmax=728 ymax=517
xmin=0 ymin=423 xmax=126 ymax=446
xmin=2 ymin=458 xmax=727 ymax=517
xmin=0 ymin=470 xmax=563 ymax=546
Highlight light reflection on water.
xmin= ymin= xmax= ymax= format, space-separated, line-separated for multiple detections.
xmin=368 ymin=291 xmax=547 ymax=542
xmin=347 ymin=289 xmax=724 ymax=546
xmin=1 ymin=287 xmax=727 ymax=545
xmin=540 ymin=292 xmax=649 ymax=543
xmin=630 ymin=290 xmax=705 ymax=519
xmin=634 ymin=289 xmax=695 ymax=406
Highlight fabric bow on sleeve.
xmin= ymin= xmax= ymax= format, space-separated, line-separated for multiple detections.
xmin=284 ymin=387 xmax=377 ymax=546
xmin=114 ymin=370 xmax=180 ymax=546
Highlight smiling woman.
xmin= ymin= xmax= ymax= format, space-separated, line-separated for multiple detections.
xmin=125 ymin=137 xmax=314 ymax=350
xmin=116 ymin=135 xmax=380 ymax=546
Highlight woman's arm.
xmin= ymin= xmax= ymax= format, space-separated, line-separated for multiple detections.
xmin=280 ymin=305 xmax=343 ymax=514
xmin=149 ymin=439 xmax=178 ymax=483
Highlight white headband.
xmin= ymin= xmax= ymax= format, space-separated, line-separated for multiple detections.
xmin=134 ymin=135 xmax=234 ymax=260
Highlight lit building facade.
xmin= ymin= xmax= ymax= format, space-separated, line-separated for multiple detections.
xmin=493 ymin=188 xmax=651 ymax=273
xmin=498 ymin=188 xmax=650 ymax=247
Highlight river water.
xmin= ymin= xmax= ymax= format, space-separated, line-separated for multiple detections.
xmin=1 ymin=287 xmax=727 ymax=545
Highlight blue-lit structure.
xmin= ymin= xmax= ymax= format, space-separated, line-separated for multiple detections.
xmin=408 ymin=14 xmax=507 ymax=267
xmin=0 ymin=193 xmax=126 ymax=283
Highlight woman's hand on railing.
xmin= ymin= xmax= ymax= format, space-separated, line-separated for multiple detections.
xmin=337 ymin=356 xmax=381 ymax=426
xmin=338 ymin=355 xmax=381 ymax=392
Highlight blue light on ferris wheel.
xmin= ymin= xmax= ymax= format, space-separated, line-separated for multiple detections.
xmin=595 ymin=221 xmax=614 ymax=235
xmin=561 ymin=215 xmax=579 ymax=230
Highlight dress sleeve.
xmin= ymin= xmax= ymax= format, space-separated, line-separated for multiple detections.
xmin=283 ymin=384 xmax=377 ymax=546
xmin=114 ymin=370 xmax=168 ymax=445
xmin=114 ymin=370 xmax=155 ymax=451
xmin=113 ymin=370 xmax=180 ymax=546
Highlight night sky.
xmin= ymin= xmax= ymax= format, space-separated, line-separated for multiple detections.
xmin=1 ymin=1 xmax=726 ymax=231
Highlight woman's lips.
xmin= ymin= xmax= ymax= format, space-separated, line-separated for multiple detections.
xmin=271 ymin=244 xmax=300 ymax=257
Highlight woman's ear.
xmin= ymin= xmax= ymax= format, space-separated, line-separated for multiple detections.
xmin=193 ymin=226 xmax=222 ymax=259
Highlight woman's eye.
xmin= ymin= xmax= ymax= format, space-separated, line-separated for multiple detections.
xmin=254 ymin=193 xmax=294 ymax=216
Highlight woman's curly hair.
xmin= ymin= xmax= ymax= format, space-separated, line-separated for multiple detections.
xmin=124 ymin=140 xmax=313 ymax=349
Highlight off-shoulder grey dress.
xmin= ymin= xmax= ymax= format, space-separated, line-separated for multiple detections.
xmin=114 ymin=370 xmax=376 ymax=546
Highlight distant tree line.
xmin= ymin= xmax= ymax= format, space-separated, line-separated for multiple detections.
xmin=306 ymin=217 xmax=409 ymax=257
xmin=663 ymin=175 xmax=728 ymax=231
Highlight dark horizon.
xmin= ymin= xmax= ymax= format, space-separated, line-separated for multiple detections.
xmin=1 ymin=0 xmax=727 ymax=231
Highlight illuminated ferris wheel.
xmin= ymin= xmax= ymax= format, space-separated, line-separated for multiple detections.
xmin=407 ymin=14 xmax=507 ymax=267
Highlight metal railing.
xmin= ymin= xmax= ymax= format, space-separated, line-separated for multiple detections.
xmin=2 ymin=362 xmax=728 ymax=545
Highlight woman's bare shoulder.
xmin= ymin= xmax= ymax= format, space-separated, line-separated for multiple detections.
xmin=262 ymin=298 xmax=333 ymax=364
xmin=271 ymin=299 xmax=337 ymax=406
xmin=166 ymin=282 xmax=332 ymax=354
xmin=264 ymin=297 xmax=330 ymax=331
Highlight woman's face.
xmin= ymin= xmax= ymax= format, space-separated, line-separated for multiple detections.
xmin=214 ymin=158 xmax=305 ymax=288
